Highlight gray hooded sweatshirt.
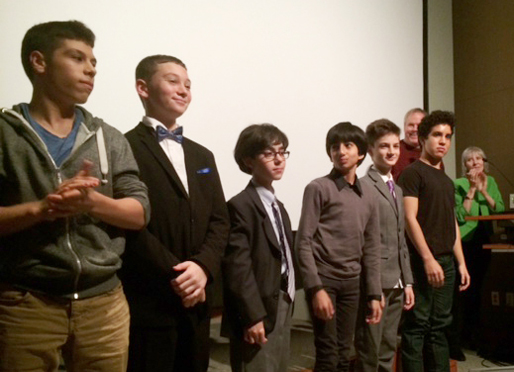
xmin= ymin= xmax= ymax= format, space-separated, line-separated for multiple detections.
xmin=0 ymin=104 xmax=150 ymax=299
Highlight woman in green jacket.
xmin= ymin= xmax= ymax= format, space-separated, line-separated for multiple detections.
xmin=454 ymin=146 xmax=504 ymax=348
xmin=455 ymin=147 xmax=505 ymax=241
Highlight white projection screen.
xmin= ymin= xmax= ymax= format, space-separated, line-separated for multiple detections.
xmin=0 ymin=0 xmax=423 ymax=227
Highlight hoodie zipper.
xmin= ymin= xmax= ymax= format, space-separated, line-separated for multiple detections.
xmin=2 ymin=108 xmax=94 ymax=300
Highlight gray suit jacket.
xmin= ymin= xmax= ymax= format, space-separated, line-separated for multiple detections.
xmin=361 ymin=167 xmax=413 ymax=289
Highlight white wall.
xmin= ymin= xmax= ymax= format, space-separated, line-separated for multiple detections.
xmin=427 ymin=0 xmax=456 ymax=179
xmin=0 ymin=0 xmax=424 ymax=226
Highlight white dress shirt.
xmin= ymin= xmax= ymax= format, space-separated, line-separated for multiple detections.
xmin=142 ymin=116 xmax=189 ymax=194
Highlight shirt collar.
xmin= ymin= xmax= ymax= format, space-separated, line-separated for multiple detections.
xmin=329 ymin=168 xmax=363 ymax=196
xmin=252 ymin=178 xmax=276 ymax=206
xmin=370 ymin=165 xmax=393 ymax=183
xmin=142 ymin=116 xmax=182 ymax=133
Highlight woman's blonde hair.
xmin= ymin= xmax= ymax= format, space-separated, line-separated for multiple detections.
xmin=461 ymin=146 xmax=489 ymax=176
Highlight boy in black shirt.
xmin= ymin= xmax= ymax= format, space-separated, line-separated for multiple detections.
xmin=398 ymin=111 xmax=470 ymax=372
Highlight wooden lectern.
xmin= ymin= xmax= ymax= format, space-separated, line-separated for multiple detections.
xmin=464 ymin=213 xmax=514 ymax=249
xmin=464 ymin=213 xmax=514 ymax=362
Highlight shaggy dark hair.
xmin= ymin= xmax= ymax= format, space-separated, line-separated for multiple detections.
xmin=325 ymin=122 xmax=367 ymax=165
xmin=234 ymin=124 xmax=289 ymax=175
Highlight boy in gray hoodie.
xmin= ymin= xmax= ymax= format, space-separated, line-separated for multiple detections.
xmin=0 ymin=20 xmax=149 ymax=372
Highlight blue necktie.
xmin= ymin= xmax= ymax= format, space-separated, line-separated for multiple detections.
xmin=156 ymin=126 xmax=183 ymax=144
xmin=272 ymin=204 xmax=289 ymax=278
xmin=271 ymin=202 xmax=295 ymax=300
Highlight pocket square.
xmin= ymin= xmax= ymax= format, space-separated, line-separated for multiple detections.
xmin=197 ymin=167 xmax=211 ymax=174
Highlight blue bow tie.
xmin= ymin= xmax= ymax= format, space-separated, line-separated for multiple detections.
xmin=156 ymin=126 xmax=183 ymax=144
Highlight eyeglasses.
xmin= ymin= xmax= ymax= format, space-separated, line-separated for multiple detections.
xmin=260 ymin=150 xmax=290 ymax=160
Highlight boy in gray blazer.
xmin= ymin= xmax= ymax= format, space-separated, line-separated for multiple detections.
xmin=355 ymin=119 xmax=415 ymax=372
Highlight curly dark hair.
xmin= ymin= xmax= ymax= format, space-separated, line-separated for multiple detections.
xmin=418 ymin=110 xmax=455 ymax=140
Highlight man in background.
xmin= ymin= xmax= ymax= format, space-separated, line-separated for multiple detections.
xmin=392 ymin=108 xmax=426 ymax=181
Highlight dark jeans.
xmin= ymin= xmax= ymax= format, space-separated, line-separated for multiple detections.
xmin=448 ymin=222 xmax=491 ymax=350
xmin=461 ymin=223 xmax=491 ymax=333
xmin=401 ymin=254 xmax=455 ymax=372
xmin=309 ymin=276 xmax=360 ymax=372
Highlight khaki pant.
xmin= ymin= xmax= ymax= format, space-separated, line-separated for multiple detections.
xmin=0 ymin=283 xmax=130 ymax=372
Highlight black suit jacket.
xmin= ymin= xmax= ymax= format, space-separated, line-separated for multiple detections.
xmin=121 ymin=122 xmax=229 ymax=326
xmin=221 ymin=182 xmax=293 ymax=339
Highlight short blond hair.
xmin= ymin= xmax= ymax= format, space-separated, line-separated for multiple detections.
xmin=404 ymin=108 xmax=426 ymax=126
xmin=461 ymin=146 xmax=489 ymax=176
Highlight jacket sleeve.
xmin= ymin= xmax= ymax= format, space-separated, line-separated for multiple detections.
xmin=488 ymin=176 xmax=505 ymax=213
xmin=124 ymin=228 xmax=182 ymax=280
xmin=401 ymin=237 xmax=414 ymax=285
xmin=223 ymin=200 xmax=266 ymax=328
xmin=109 ymin=128 xmax=151 ymax=224
xmin=398 ymin=188 xmax=414 ymax=285
xmin=362 ymin=194 xmax=382 ymax=297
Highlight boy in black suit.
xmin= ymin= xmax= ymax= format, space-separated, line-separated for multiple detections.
xmin=222 ymin=124 xmax=295 ymax=372
xmin=122 ymin=55 xmax=229 ymax=372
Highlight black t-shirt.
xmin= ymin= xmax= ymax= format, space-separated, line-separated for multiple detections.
xmin=398 ymin=160 xmax=456 ymax=256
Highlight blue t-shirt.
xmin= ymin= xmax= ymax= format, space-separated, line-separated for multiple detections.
xmin=21 ymin=103 xmax=82 ymax=167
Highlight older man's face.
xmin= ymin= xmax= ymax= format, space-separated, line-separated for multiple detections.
xmin=404 ymin=112 xmax=425 ymax=148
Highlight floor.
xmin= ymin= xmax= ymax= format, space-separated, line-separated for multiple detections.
xmin=208 ymin=317 xmax=514 ymax=372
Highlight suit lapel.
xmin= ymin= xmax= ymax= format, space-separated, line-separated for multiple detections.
xmin=395 ymin=184 xmax=404 ymax=218
xmin=183 ymin=138 xmax=206 ymax=207
xmin=368 ymin=167 xmax=398 ymax=216
xmin=135 ymin=123 xmax=188 ymax=198
xmin=245 ymin=182 xmax=282 ymax=255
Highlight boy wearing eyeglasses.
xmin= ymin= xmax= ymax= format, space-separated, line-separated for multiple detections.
xmin=222 ymin=123 xmax=295 ymax=372
xmin=296 ymin=122 xmax=382 ymax=372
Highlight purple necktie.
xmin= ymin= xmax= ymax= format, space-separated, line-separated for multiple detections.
xmin=386 ymin=180 xmax=396 ymax=200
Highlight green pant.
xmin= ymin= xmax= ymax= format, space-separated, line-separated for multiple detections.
xmin=401 ymin=254 xmax=455 ymax=372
